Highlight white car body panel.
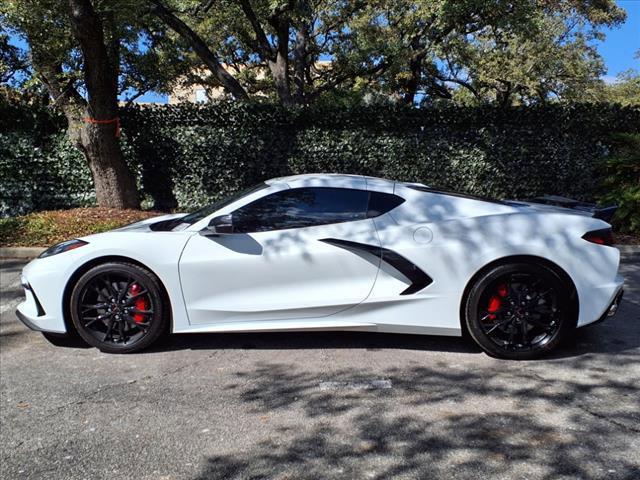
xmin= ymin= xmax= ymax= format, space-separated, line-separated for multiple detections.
xmin=179 ymin=218 xmax=380 ymax=324
xmin=17 ymin=174 xmax=624 ymax=339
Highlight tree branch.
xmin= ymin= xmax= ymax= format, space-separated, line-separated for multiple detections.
xmin=149 ymin=0 xmax=249 ymax=101
xmin=238 ymin=0 xmax=274 ymax=61
xmin=33 ymin=59 xmax=85 ymax=111
xmin=436 ymin=74 xmax=480 ymax=99
xmin=310 ymin=61 xmax=388 ymax=99
xmin=195 ymin=0 xmax=217 ymax=15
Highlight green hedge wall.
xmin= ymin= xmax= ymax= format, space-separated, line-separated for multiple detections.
xmin=1 ymin=99 xmax=639 ymax=217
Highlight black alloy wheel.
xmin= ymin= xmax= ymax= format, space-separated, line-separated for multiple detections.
xmin=70 ymin=262 xmax=166 ymax=353
xmin=465 ymin=263 xmax=575 ymax=360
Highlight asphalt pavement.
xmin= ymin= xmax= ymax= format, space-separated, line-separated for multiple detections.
xmin=1 ymin=253 xmax=639 ymax=480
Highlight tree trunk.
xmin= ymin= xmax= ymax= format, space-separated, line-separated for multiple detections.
xmin=496 ymin=80 xmax=514 ymax=108
xmin=403 ymin=37 xmax=426 ymax=105
xmin=293 ymin=19 xmax=310 ymax=103
xmin=403 ymin=55 xmax=422 ymax=105
xmin=70 ymin=113 xmax=140 ymax=209
xmin=66 ymin=0 xmax=140 ymax=209
xmin=269 ymin=56 xmax=293 ymax=106
xmin=268 ymin=12 xmax=293 ymax=106
xmin=35 ymin=66 xmax=140 ymax=209
xmin=239 ymin=0 xmax=293 ymax=106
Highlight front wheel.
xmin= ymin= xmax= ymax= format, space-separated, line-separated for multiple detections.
xmin=70 ymin=262 xmax=167 ymax=353
xmin=464 ymin=263 xmax=576 ymax=360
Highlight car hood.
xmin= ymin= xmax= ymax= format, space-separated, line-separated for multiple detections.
xmin=113 ymin=213 xmax=187 ymax=232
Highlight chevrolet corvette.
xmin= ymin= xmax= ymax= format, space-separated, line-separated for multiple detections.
xmin=16 ymin=174 xmax=624 ymax=359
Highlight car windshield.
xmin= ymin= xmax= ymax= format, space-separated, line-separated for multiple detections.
xmin=173 ymin=182 xmax=269 ymax=229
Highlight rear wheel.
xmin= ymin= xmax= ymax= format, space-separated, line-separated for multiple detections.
xmin=70 ymin=262 xmax=167 ymax=353
xmin=464 ymin=263 xmax=575 ymax=360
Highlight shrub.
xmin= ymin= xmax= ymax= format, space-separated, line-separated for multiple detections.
xmin=598 ymin=133 xmax=640 ymax=234
xmin=122 ymin=102 xmax=640 ymax=210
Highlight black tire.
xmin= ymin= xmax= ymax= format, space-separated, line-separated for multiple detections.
xmin=69 ymin=262 xmax=167 ymax=353
xmin=464 ymin=262 xmax=576 ymax=360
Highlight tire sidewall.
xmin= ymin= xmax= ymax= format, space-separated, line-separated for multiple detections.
xmin=465 ymin=263 xmax=575 ymax=360
xmin=70 ymin=262 xmax=166 ymax=353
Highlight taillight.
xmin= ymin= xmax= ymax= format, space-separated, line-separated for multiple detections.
xmin=582 ymin=228 xmax=614 ymax=246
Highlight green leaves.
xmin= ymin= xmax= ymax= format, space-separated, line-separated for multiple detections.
xmin=598 ymin=133 xmax=640 ymax=233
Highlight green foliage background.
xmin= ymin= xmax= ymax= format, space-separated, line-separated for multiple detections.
xmin=597 ymin=133 xmax=640 ymax=233
xmin=1 ymin=99 xmax=639 ymax=230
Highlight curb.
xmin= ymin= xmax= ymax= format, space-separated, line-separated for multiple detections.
xmin=0 ymin=247 xmax=45 ymax=259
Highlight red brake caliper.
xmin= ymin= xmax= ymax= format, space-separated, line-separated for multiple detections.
xmin=486 ymin=283 xmax=509 ymax=321
xmin=128 ymin=283 xmax=148 ymax=324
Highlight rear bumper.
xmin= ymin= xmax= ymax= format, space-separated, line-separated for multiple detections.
xmin=607 ymin=289 xmax=624 ymax=317
xmin=579 ymin=281 xmax=625 ymax=328
xmin=585 ymin=289 xmax=624 ymax=327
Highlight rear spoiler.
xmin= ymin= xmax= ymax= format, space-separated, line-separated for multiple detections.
xmin=526 ymin=195 xmax=618 ymax=222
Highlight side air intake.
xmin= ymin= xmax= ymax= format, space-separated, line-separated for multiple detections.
xmin=320 ymin=239 xmax=433 ymax=295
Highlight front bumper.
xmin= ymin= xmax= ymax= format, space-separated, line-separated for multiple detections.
xmin=16 ymin=254 xmax=74 ymax=334
xmin=15 ymin=301 xmax=66 ymax=333
xmin=15 ymin=279 xmax=66 ymax=334
xmin=15 ymin=308 xmax=48 ymax=332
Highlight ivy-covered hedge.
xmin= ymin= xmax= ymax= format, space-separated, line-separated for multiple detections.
xmin=1 ymin=99 xmax=639 ymax=218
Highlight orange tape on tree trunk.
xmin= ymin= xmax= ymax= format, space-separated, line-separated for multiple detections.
xmin=83 ymin=116 xmax=120 ymax=138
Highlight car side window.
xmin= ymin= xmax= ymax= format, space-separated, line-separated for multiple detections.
xmin=367 ymin=192 xmax=405 ymax=218
xmin=233 ymin=187 xmax=369 ymax=233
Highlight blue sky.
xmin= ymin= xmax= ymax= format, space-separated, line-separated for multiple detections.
xmin=7 ymin=0 xmax=640 ymax=103
xmin=599 ymin=0 xmax=640 ymax=82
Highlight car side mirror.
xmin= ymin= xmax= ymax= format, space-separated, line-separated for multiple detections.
xmin=202 ymin=214 xmax=234 ymax=235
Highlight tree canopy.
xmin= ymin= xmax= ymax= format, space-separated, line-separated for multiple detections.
xmin=1 ymin=0 xmax=631 ymax=107
xmin=145 ymin=0 xmax=627 ymax=106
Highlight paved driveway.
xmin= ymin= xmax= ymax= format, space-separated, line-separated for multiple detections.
xmin=1 ymin=254 xmax=639 ymax=480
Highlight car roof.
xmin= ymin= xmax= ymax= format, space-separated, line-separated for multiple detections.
xmin=265 ymin=173 xmax=398 ymax=192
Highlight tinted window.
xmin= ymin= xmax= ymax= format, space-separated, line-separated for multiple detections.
xmin=177 ymin=182 xmax=269 ymax=227
xmin=367 ymin=192 xmax=405 ymax=218
xmin=233 ymin=187 xmax=369 ymax=232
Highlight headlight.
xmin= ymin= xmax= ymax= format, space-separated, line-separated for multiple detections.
xmin=38 ymin=239 xmax=88 ymax=258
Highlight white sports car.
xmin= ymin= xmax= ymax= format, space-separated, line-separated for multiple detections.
xmin=17 ymin=174 xmax=624 ymax=359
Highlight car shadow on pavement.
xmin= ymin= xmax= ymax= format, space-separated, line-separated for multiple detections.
xmin=142 ymin=295 xmax=640 ymax=359
xmin=146 ymin=330 xmax=483 ymax=355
